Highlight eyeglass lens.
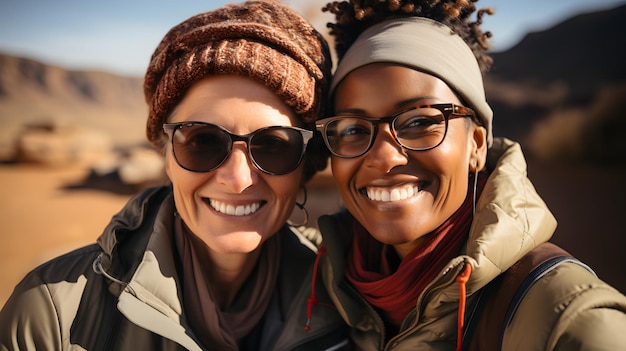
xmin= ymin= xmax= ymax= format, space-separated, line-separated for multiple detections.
xmin=169 ymin=123 xmax=306 ymax=175
xmin=322 ymin=106 xmax=448 ymax=157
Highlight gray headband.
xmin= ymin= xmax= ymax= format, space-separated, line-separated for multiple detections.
xmin=331 ymin=17 xmax=493 ymax=146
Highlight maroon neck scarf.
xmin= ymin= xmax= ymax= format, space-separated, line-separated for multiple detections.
xmin=174 ymin=217 xmax=280 ymax=350
xmin=346 ymin=174 xmax=486 ymax=330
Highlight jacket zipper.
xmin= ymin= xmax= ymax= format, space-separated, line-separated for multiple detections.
xmin=340 ymin=280 xmax=388 ymax=350
xmin=100 ymin=310 xmax=121 ymax=351
xmin=384 ymin=259 xmax=466 ymax=349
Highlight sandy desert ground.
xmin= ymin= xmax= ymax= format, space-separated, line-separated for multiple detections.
xmin=0 ymin=164 xmax=131 ymax=305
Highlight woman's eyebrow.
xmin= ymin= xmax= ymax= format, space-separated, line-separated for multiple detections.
xmin=334 ymin=97 xmax=439 ymax=115
xmin=395 ymin=96 xmax=438 ymax=109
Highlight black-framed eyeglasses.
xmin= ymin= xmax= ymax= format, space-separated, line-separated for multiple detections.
xmin=163 ymin=122 xmax=313 ymax=175
xmin=315 ymin=103 xmax=478 ymax=158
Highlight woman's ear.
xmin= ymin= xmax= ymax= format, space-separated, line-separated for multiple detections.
xmin=469 ymin=125 xmax=488 ymax=172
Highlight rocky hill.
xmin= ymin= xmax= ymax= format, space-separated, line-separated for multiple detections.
xmin=0 ymin=54 xmax=147 ymax=161
xmin=485 ymin=4 xmax=626 ymax=167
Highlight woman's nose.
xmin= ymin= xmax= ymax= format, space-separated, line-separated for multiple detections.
xmin=363 ymin=124 xmax=408 ymax=173
xmin=214 ymin=143 xmax=257 ymax=192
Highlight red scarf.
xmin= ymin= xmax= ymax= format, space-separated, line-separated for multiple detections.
xmin=346 ymin=174 xmax=486 ymax=330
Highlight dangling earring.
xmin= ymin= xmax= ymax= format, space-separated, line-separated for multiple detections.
xmin=288 ymin=186 xmax=309 ymax=227
xmin=470 ymin=160 xmax=478 ymax=216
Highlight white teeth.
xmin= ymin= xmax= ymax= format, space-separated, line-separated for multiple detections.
xmin=390 ymin=189 xmax=400 ymax=201
xmin=366 ymin=184 xmax=419 ymax=202
xmin=209 ymin=200 xmax=260 ymax=216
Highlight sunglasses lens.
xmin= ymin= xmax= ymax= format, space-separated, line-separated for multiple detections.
xmin=172 ymin=124 xmax=230 ymax=172
xmin=170 ymin=124 xmax=307 ymax=175
xmin=250 ymin=127 xmax=305 ymax=174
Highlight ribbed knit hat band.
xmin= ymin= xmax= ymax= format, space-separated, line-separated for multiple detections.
xmin=144 ymin=0 xmax=331 ymax=146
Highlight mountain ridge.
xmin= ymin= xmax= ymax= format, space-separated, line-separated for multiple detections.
xmin=485 ymin=3 xmax=626 ymax=166
xmin=0 ymin=54 xmax=146 ymax=159
xmin=1 ymin=4 xmax=625 ymax=166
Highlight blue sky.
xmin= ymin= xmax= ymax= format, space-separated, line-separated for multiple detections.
xmin=1 ymin=0 xmax=624 ymax=77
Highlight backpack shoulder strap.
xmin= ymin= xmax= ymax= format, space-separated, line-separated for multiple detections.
xmin=464 ymin=242 xmax=591 ymax=351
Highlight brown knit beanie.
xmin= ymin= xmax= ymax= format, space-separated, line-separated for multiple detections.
xmin=144 ymin=0 xmax=332 ymax=150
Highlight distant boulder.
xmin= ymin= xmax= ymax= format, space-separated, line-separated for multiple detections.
xmin=64 ymin=146 xmax=166 ymax=195
xmin=92 ymin=146 xmax=165 ymax=185
xmin=15 ymin=123 xmax=113 ymax=166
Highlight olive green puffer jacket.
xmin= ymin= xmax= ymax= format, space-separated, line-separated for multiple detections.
xmin=319 ymin=138 xmax=626 ymax=350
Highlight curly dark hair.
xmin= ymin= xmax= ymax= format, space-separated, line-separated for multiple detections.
xmin=323 ymin=0 xmax=494 ymax=73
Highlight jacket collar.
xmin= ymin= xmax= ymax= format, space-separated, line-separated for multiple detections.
xmin=320 ymin=137 xmax=557 ymax=304
xmin=95 ymin=185 xmax=184 ymax=316
xmin=95 ymin=185 xmax=339 ymax=349
xmin=465 ymin=138 xmax=556 ymax=292
xmin=94 ymin=186 xmax=203 ymax=349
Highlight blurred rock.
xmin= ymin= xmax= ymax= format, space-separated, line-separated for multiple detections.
xmin=118 ymin=147 xmax=164 ymax=185
xmin=15 ymin=123 xmax=113 ymax=166
xmin=65 ymin=146 xmax=166 ymax=195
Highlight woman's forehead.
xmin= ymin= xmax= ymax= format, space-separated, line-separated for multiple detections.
xmin=334 ymin=64 xmax=460 ymax=113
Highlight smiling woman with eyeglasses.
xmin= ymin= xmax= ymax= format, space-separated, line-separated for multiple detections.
xmin=315 ymin=0 xmax=626 ymax=350
xmin=0 ymin=1 xmax=350 ymax=350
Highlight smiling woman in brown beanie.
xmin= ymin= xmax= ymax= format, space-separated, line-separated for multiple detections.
xmin=0 ymin=1 xmax=350 ymax=350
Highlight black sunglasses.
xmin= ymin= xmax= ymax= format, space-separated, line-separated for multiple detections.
xmin=163 ymin=122 xmax=313 ymax=175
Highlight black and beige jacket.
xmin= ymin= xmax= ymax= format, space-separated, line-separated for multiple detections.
xmin=0 ymin=186 xmax=349 ymax=350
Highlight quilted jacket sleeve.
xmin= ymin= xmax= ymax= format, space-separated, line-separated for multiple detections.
xmin=0 ymin=270 xmax=64 ymax=350
xmin=503 ymin=262 xmax=626 ymax=350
